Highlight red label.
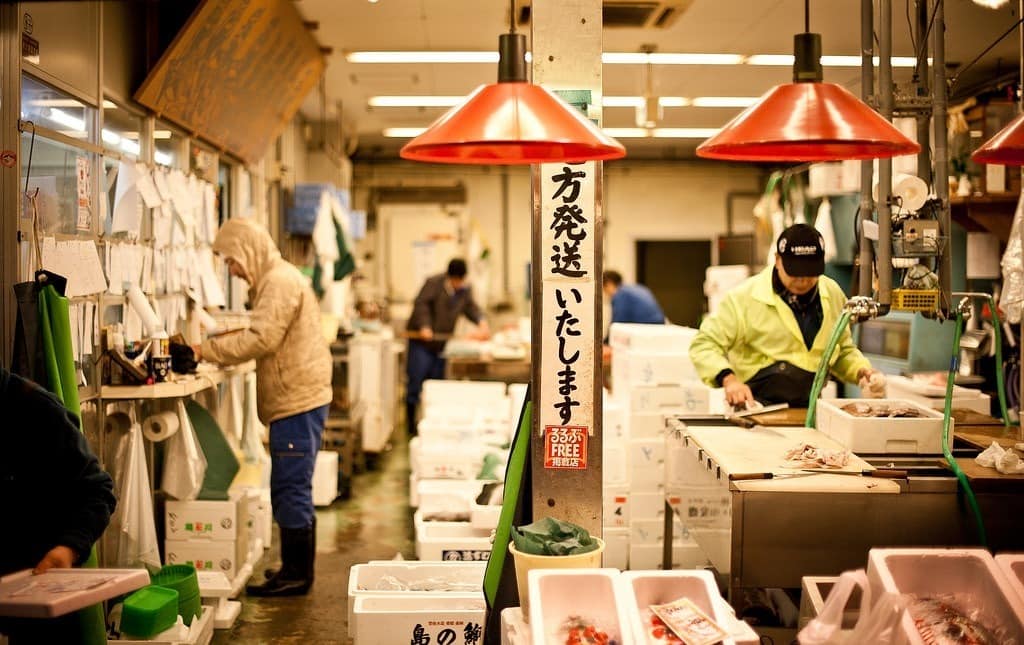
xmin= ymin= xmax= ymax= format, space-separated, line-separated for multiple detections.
xmin=543 ymin=425 xmax=588 ymax=470
xmin=0 ymin=150 xmax=15 ymax=168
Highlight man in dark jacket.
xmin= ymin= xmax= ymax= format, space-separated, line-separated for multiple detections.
xmin=404 ymin=259 xmax=489 ymax=434
xmin=0 ymin=366 xmax=116 ymax=640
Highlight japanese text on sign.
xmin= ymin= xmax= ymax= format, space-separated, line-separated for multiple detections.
xmin=410 ymin=621 xmax=483 ymax=644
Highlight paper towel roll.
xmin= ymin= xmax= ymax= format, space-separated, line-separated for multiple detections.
xmin=195 ymin=306 xmax=219 ymax=333
xmin=142 ymin=410 xmax=180 ymax=442
xmin=105 ymin=411 xmax=132 ymax=434
xmin=873 ymin=173 xmax=929 ymax=213
xmin=125 ymin=282 xmax=165 ymax=338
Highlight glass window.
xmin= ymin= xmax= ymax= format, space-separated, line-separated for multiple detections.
xmin=102 ymin=101 xmax=144 ymax=159
xmin=21 ymin=133 xmax=97 ymax=236
xmin=154 ymin=120 xmax=185 ymax=168
xmin=20 ymin=75 xmax=94 ymax=141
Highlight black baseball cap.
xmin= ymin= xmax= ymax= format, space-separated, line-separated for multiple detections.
xmin=776 ymin=224 xmax=825 ymax=277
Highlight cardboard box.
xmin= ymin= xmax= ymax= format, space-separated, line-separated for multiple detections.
xmin=165 ymin=538 xmax=244 ymax=579
xmin=166 ymin=493 xmax=244 ymax=542
xmin=816 ymin=399 xmax=945 ymax=454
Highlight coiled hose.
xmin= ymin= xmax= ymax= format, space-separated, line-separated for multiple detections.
xmin=944 ymin=312 xmax=988 ymax=547
xmin=805 ymin=310 xmax=853 ymax=428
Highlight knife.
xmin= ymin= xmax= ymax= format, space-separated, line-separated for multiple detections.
xmin=801 ymin=469 xmax=908 ymax=478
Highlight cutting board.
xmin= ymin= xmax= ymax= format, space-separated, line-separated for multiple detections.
xmin=945 ymin=457 xmax=1024 ymax=493
xmin=684 ymin=425 xmax=900 ymax=494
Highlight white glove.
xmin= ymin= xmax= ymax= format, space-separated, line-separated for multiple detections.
xmin=858 ymin=371 xmax=887 ymax=399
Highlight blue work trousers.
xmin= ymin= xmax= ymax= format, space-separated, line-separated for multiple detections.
xmin=269 ymin=405 xmax=327 ymax=529
xmin=405 ymin=341 xmax=446 ymax=431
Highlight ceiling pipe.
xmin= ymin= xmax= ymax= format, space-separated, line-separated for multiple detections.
xmin=877 ymin=0 xmax=895 ymax=312
xmin=915 ymin=0 xmax=933 ymax=186
xmin=932 ymin=0 xmax=952 ymax=314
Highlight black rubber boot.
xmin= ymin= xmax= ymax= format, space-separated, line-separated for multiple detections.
xmin=246 ymin=525 xmax=313 ymax=597
xmin=262 ymin=516 xmax=316 ymax=581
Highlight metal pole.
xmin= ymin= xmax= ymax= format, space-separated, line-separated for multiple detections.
xmin=857 ymin=0 xmax=876 ymax=298
xmin=531 ymin=0 xmax=604 ymax=536
xmin=878 ymin=0 xmax=895 ymax=308
xmin=0 ymin=2 xmax=21 ymax=368
xmin=501 ymin=168 xmax=511 ymax=300
xmin=915 ymin=0 xmax=932 ymax=185
xmin=932 ymin=0 xmax=952 ymax=313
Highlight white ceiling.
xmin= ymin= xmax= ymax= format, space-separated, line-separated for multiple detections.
xmin=295 ymin=0 xmax=1021 ymax=160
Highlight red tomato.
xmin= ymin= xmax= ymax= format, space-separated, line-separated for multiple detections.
xmin=652 ymin=626 xmax=666 ymax=638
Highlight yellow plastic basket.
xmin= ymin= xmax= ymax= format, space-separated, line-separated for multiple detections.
xmin=891 ymin=288 xmax=940 ymax=312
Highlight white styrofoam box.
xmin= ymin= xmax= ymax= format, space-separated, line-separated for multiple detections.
xmin=258 ymin=489 xmax=271 ymax=545
xmin=629 ymin=439 xmax=666 ymax=488
xmin=887 ymin=376 xmax=992 ymax=416
xmin=470 ymin=502 xmax=501 ymax=530
xmin=627 ymin=412 xmax=672 ymax=440
xmin=603 ymin=396 xmax=627 ymax=442
xmin=603 ymin=485 xmax=630 ymax=528
xmin=166 ymin=492 xmax=244 ymax=542
xmin=630 ymin=519 xmax=664 ymax=545
xmin=619 ymin=570 xmax=728 ymax=645
xmin=816 ymin=399 xmax=946 ymax=454
xmin=528 ymin=569 xmax=631 ymax=645
xmin=346 ymin=561 xmax=485 ymax=638
xmin=313 ymin=450 xmax=339 ymax=507
xmin=630 ymin=493 xmax=666 ymax=521
xmin=410 ymin=437 xmax=503 ymax=480
xmin=116 ymin=603 xmax=215 ymax=645
xmin=613 ymin=350 xmax=698 ymax=389
xmin=501 ymin=607 xmax=529 ymax=645
xmin=353 ymin=595 xmax=486 ymax=645
xmin=995 ymin=554 xmax=1024 ymax=605
xmin=416 ymin=479 xmax=484 ymax=516
xmin=867 ymin=548 xmax=1024 ymax=645
xmin=609 ymin=323 xmax=697 ymax=353
xmin=414 ymin=513 xmax=493 ymax=562
xmin=624 ymin=382 xmax=716 ymax=416
xmin=629 ymin=543 xmax=709 ymax=571
xmin=603 ymin=440 xmax=628 ymax=485
xmin=603 ymin=528 xmax=630 ymax=570
xmin=166 ymin=538 xmax=243 ymax=579
xmin=422 ymin=379 xmax=507 ymax=406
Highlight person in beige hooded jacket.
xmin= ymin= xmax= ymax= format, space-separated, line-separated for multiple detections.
xmin=196 ymin=218 xmax=331 ymax=597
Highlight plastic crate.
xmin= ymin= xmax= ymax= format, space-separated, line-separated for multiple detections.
xmin=891 ymin=288 xmax=940 ymax=313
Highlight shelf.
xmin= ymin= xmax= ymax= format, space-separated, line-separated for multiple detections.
xmin=99 ymin=361 xmax=255 ymax=400
xmin=950 ymin=192 xmax=1020 ymax=242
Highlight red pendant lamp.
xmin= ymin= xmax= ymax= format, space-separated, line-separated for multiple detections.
xmin=399 ymin=8 xmax=625 ymax=164
xmin=972 ymin=113 xmax=1024 ymax=165
xmin=697 ymin=12 xmax=920 ymax=162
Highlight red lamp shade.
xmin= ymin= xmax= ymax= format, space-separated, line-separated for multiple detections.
xmin=972 ymin=113 xmax=1024 ymax=165
xmin=697 ymin=82 xmax=922 ymax=162
xmin=399 ymin=82 xmax=626 ymax=164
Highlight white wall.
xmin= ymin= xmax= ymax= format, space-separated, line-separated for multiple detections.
xmin=351 ymin=161 xmax=763 ymax=314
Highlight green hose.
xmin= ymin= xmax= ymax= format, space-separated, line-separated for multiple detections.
xmin=805 ymin=310 xmax=853 ymax=428
xmin=944 ymin=312 xmax=988 ymax=547
xmin=985 ymin=295 xmax=1017 ymax=428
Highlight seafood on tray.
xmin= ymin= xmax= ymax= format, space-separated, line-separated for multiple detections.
xmin=783 ymin=443 xmax=850 ymax=469
xmin=906 ymin=595 xmax=1003 ymax=645
xmin=841 ymin=402 xmax=925 ymax=418
xmin=555 ymin=615 xmax=617 ymax=645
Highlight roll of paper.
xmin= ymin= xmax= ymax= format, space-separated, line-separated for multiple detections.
xmin=104 ymin=411 xmax=132 ymax=434
xmin=142 ymin=410 xmax=180 ymax=442
xmin=125 ymin=282 xmax=165 ymax=338
xmin=873 ymin=173 xmax=929 ymax=213
xmin=195 ymin=306 xmax=220 ymax=333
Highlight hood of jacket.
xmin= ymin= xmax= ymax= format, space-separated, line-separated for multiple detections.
xmin=212 ymin=219 xmax=281 ymax=285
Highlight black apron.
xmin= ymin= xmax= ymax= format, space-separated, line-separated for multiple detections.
xmin=745 ymin=361 xmax=817 ymax=408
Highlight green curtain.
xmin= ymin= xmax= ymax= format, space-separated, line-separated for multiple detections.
xmin=38 ymin=284 xmax=106 ymax=645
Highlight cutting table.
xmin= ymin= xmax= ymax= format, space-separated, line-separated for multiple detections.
xmin=661 ymin=413 xmax=1024 ymax=607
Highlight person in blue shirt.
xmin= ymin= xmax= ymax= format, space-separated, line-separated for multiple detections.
xmin=603 ymin=270 xmax=666 ymax=325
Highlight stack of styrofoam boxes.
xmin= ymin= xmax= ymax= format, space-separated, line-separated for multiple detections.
xmin=602 ymin=395 xmax=630 ymax=570
xmin=608 ymin=323 xmax=720 ymax=571
xmin=350 ymin=330 xmax=398 ymax=454
xmin=412 ymin=380 xmax=513 ymax=561
xmin=165 ymin=491 xmax=249 ymax=581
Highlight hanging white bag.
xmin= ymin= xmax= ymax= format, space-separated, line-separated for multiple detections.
xmin=161 ymin=399 xmax=208 ymax=500
xmin=115 ymin=423 xmax=161 ymax=570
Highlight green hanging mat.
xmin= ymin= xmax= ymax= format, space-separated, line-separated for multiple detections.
xmin=482 ymin=387 xmax=533 ymax=643
xmin=185 ymin=400 xmax=240 ymax=500
xmin=30 ymin=272 xmax=107 ymax=645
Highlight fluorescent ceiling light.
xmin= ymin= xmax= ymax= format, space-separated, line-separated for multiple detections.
xmin=30 ymin=99 xmax=115 ymax=108
xmin=821 ymin=55 xmax=923 ymax=67
xmin=154 ymin=150 xmax=174 ymax=166
xmin=384 ymin=127 xmax=427 ymax=137
xmin=745 ymin=54 xmax=796 ymax=66
xmin=647 ymin=53 xmax=744 ymax=65
xmin=153 ymin=130 xmax=172 ymax=139
xmin=101 ymin=129 xmax=120 ymax=145
xmin=656 ymin=97 xmax=690 ymax=107
xmin=48 ymin=108 xmax=85 ymax=131
xmin=604 ymin=127 xmax=719 ymax=138
xmin=602 ymin=96 xmax=645 ymax=107
xmin=690 ymin=96 xmax=759 ymax=108
xmin=369 ymin=96 xmax=464 ymax=107
xmin=602 ymin=128 xmax=651 ymax=138
xmin=347 ymin=51 xmax=499 ymax=63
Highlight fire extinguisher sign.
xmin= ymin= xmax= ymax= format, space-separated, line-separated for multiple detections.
xmin=543 ymin=425 xmax=588 ymax=470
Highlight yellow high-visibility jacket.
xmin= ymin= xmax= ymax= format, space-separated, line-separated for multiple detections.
xmin=690 ymin=266 xmax=871 ymax=387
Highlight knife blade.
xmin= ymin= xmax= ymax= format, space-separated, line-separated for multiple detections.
xmin=801 ymin=469 xmax=908 ymax=478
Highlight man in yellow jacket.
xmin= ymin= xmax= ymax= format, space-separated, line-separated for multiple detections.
xmin=195 ymin=219 xmax=332 ymax=597
xmin=690 ymin=224 xmax=885 ymax=408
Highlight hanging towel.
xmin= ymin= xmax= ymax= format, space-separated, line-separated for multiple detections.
xmin=815 ymin=197 xmax=838 ymax=264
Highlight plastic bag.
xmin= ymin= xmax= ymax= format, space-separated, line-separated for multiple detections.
xmin=113 ymin=423 xmax=161 ymax=570
xmin=511 ymin=517 xmax=600 ymax=556
xmin=241 ymin=371 xmax=268 ymax=465
xmin=1001 ymin=193 xmax=1024 ymax=323
xmin=161 ymin=399 xmax=208 ymax=500
xmin=800 ymin=570 xmax=906 ymax=645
